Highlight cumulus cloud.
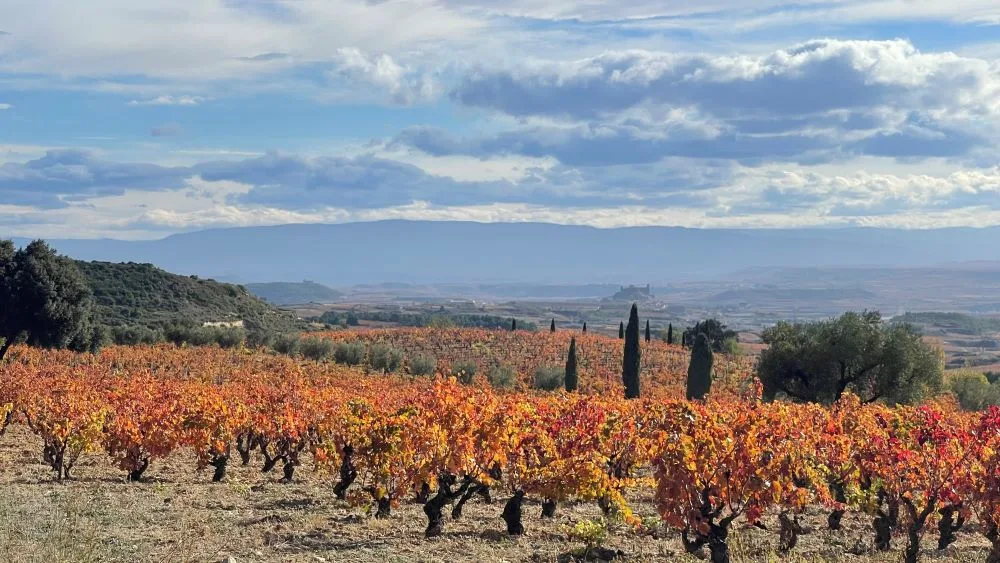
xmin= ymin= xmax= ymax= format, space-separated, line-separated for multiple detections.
xmin=330 ymin=48 xmax=437 ymax=104
xmin=457 ymin=40 xmax=1000 ymax=119
xmin=129 ymin=95 xmax=207 ymax=106
xmin=432 ymin=40 xmax=1000 ymax=165
xmin=4 ymin=143 xmax=1000 ymax=239
xmin=196 ymin=152 xmax=510 ymax=208
xmin=0 ymin=149 xmax=189 ymax=207
xmin=0 ymin=103 xmax=11 ymax=110
xmin=5 ymin=149 xmax=1000 ymax=226
xmin=708 ymin=166 xmax=1000 ymax=216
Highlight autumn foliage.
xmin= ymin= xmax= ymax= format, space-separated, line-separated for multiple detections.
xmin=0 ymin=333 xmax=999 ymax=562
xmin=315 ymin=327 xmax=754 ymax=396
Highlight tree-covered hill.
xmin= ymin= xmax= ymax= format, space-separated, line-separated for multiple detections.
xmin=75 ymin=261 xmax=299 ymax=333
xmin=246 ymin=281 xmax=343 ymax=305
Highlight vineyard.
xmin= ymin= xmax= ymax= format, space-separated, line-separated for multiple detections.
xmin=0 ymin=332 xmax=997 ymax=562
xmin=313 ymin=328 xmax=755 ymax=396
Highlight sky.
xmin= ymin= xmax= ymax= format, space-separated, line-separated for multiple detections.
xmin=1 ymin=0 xmax=1000 ymax=239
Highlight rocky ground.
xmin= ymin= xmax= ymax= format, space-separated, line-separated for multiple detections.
xmin=0 ymin=425 xmax=991 ymax=562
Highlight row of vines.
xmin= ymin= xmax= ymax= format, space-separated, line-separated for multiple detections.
xmin=315 ymin=328 xmax=754 ymax=394
xmin=0 ymin=341 xmax=997 ymax=562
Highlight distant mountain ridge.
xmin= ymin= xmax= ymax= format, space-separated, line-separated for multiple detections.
xmin=17 ymin=220 xmax=1000 ymax=286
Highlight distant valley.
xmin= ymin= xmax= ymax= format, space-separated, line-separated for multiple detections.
xmin=18 ymin=220 xmax=1000 ymax=286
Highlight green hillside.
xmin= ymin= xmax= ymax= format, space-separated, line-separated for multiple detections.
xmin=75 ymin=261 xmax=299 ymax=333
xmin=246 ymin=281 xmax=343 ymax=305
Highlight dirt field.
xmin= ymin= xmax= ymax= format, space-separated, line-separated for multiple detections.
xmin=0 ymin=424 xmax=992 ymax=563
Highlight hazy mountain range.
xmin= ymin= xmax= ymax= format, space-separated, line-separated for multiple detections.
xmin=14 ymin=220 xmax=1000 ymax=287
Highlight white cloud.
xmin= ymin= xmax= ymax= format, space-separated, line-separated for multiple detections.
xmin=0 ymin=0 xmax=482 ymax=81
xmin=437 ymin=39 xmax=1000 ymax=166
xmin=128 ymin=95 xmax=206 ymax=106
xmin=14 ymin=195 xmax=1000 ymax=241
xmin=5 ymin=2 xmax=1000 ymax=239
xmin=455 ymin=40 xmax=1000 ymax=120
xmin=701 ymin=165 xmax=1000 ymax=216
xmin=5 ymin=147 xmax=1000 ymax=237
xmin=330 ymin=48 xmax=437 ymax=104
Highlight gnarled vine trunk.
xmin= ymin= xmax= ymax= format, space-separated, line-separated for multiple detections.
xmin=210 ymin=453 xmax=228 ymax=482
xmin=901 ymin=497 xmax=936 ymax=563
xmin=0 ymin=409 xmax=13 ymax=436
xmin=778 ymin=512 xmax=803 ymax=553
xmin=424 ymin=486 xmax=450 ymax=537
xmin=452 ymin=483 xmax=488 ymax=519
xmin=680 ymin=509 xmax=735 ymax=563
xmin=479 ymin=484 xmax=493 ymax=504
xmin=541 ymin=499 xmax=556 ymax=518
xmin=415 ymin=482 xmax=431 ymax=504
xmin=333 ymin=445 xmax=357 ymax=500
xmin=986 ymin=523 xmax=1000 ymax=563
xmin=281 ymin=460 xmax=296 ymax=482
xmin=279 ymin=448 xmax=301 ymax=483
xmin=235 ymin=431 xmax=255 ymax=465
xmin=127 ymin=457 xmax=150 ymax=482
xmin=873 ymin=494 xmax=899 ymax=551
xmin=423 ymin=475 xmax=474 ymax=538
xmin=43 ymin=443 xmax=73 ymax=481
xmin=707 ymin=523 xmax=730 ymax=563
xmin=260 ymin=439 xmax=285 ymax=473
xmin=937 ymin=505 xmax=963 ymax=550
xmin=827 ymin=479 xmax=847 ymax=530
xmin=681 ymin=522 xmax=732 ymax=563
xmin=375 ymin=497 xmax=392 ymax=519
xmin=502 ymin=490 xmax=525 ymax=535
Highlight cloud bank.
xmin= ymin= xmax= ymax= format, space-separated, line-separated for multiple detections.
xmin=2 ymin=1 xmax=1000 ymax=239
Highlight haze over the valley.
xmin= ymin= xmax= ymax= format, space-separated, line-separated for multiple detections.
xmin=14 ymin=221 xmax=1000 ymax=287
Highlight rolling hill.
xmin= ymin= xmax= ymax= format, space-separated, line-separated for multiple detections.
xmin=75 ymin=261 xmax=299 ymax=333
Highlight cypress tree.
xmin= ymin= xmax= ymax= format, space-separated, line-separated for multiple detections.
xmin=511 ymin=318 xmax=517 ymax=331
xmin=618 ymin=321 xmax=624 ymax=339
xmin=667 ymin=323 xmax=674 ymax=345
xmin=565 ymin=337 xmax=578 ymax=392
xmin=680 ymin=330 xmax=687 ymax=349
xmin=622 ymin=303 xmax=641 ymax=399
xmin=686 ymin=332 xmax=714 ymax=400
xmin=645 ymin=320 xmax=651 ymax=343
xmin=550 ymin=319 xmax=556 ymax=333
xmin=582 ymin=322 xmax=587 ymax=333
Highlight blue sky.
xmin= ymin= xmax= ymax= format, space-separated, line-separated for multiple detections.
xmin=1 ymin=0 xmax=1000 ymax=239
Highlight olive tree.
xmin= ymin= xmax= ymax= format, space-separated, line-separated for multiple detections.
xmin=758 ymin=311 xmax=942 ymax=405
xmin=0 ymin=240 xmax=96 ymax=360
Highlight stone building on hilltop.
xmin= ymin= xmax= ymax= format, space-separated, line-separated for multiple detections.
xmin=607 ymin=284 xmax=654 ymax=302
